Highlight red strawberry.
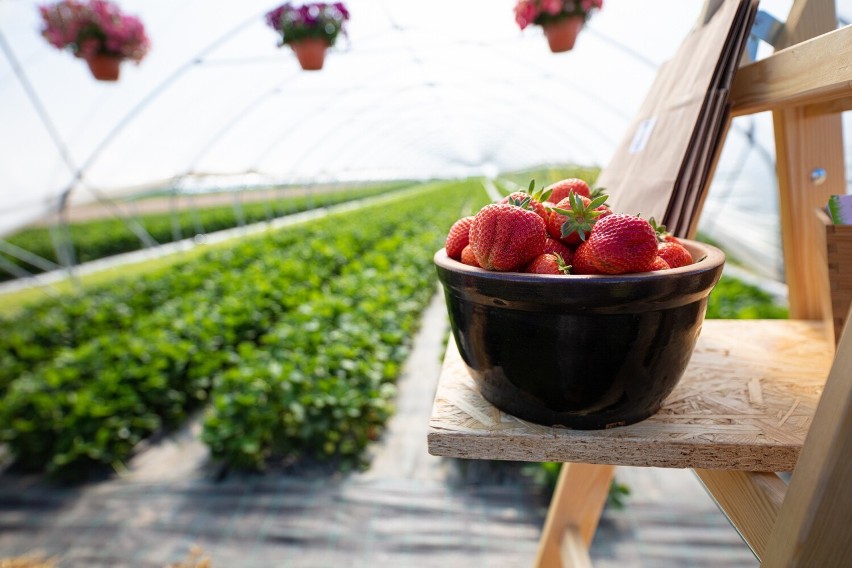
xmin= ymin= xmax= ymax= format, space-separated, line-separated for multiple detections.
xmin=446 ymin=216 xmax=474 ymax=260
xmin=470 ymin=202 xmax=547 ymax=271
xmin=649 ymin=256 xmax=671 ymax=271
xmin=571 ymin=241 xmax=600 ymax=275
xmin=525 ymin=252 xmax=571 ymax=275
xmin=586 ymin=214 xmax=658 ymax=274
xmin=546 ymin=193 xmax=611 ymax=246
xmin=544 ymin=178 xmax=591 ymax=203
xmin=500 ymin=191 xmax=548 ymax=222
xmin=657 ymin=241 xmax=694 ymax=268
xmin=460 ymin=245 xmax=480 ymax=267
xmin=542 ymin=238 xmax=574 ymax=265
xmin=500 ymin=180 xmax=552 ymax=222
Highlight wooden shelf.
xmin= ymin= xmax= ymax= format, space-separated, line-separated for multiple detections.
xmin=427 ymin=319 xmax=834 ymax=472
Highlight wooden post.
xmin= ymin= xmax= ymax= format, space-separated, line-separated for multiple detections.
xmin=771 ymin=0 xmax=844 ymax=319
xmin=533 ymin=463 xmax=614 ymax=568
xmin=761 ymin=306 xmax=852 ymax=566
xmin=693 ymin=469 xmax=787 ymax=560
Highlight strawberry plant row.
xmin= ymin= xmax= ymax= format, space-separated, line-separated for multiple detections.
xmin=0 ymin=181 xmax=409 ymax=283
xmin=0 ymin=230 xmax=302 ymax=395
xmin=201 ymin=226 xmax=452 ymax=470
xmin=0 ymin=179 xmax=489 ymax=478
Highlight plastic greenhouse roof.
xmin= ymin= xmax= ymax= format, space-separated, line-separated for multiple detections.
xmin=1 ymin=0 xmax=850 ymax=282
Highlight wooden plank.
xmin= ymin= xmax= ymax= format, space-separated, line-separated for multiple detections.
xmin=762 ymin=307 xmax=852 ymax=566
xmin=773 ymin=108 xmax=846 ymax=320
xmin=803 ymin=95 xmax=852 ymax=117
xmin=769 ymin=0 xmax=844 ymax=320
xmin=534 ymin=462 xmax=613 ymax=568
xmin=427 ymin=320 xmax=833 ymax=470
xmin=693 ymin=469 xmax=786 ymax=560
xmin=561 ymin=526 xmax=594 ymax=568
xmin=778 ymin=0 xmax=838 ymax=47
xmin=729 ymin=26 xmax=852 ymax=117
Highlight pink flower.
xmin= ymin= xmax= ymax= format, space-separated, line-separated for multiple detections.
xmin=541 ymin=0 xmax=563 ymax=16
xmin=514 ymin=0 xmax=539 ymax=30
xmin=514 ymin=0 xmax=601 ymax=30
xmin=39 ymin=0 xmax=149 ymax=63
xmin=334 ymin=2 xmax=350 ymax=20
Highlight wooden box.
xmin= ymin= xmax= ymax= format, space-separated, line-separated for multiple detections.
xmin=816 ymin=207 xmax=852 ymax=346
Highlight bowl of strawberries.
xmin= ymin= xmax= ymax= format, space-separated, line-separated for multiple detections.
xmin=434 ymin=179 xmax=725 ymax=430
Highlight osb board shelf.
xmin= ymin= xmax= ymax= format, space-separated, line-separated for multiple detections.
xmin=427 ymin=320 xmax=834 ymax=472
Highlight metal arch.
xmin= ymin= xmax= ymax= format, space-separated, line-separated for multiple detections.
xmin=288 ymin=89 xmax=611 ymax=174
xmin=249 ymin=73 xmax=619 ymax=176
xmin=245 ymin=46 xmax=629 ymax=177
xmin=0 ymin=10 xmax=275 ymax=274
xmin=67 ymin=10 xmax=270 ymax=204
xmin=0 ymin=31 xmax=79 ymax=185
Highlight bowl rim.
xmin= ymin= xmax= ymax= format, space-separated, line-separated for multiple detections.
xmin=434 ymin=238 xmax=725 ymax=282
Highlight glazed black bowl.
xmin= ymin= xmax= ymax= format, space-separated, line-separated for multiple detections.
xmin=434 ymin=240 xmax=725 ymax=429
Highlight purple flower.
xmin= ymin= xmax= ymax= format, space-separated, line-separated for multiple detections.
xmin=264 ymin=2 xmax=350 ymax=47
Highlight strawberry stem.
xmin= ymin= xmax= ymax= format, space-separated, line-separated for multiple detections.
xmin=552 ymin=192 xmax=609 ymax=242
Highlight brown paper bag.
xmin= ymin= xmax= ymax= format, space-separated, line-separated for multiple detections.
xmin=596 ymin=0 xmax=757 ymax=236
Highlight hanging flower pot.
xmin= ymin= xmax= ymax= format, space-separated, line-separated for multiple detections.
xmin=39 ymin=0 xmax=150 ymax=82
xmin=290 ymin=38 xmax=329 ymax=71
xmin=542 ymin=16 xmax=584 ymax=53
xmin=84 ymin=54 xmax=121 ymax=81
xmin=266 ymin=2 xmax=350 ymax=72
xmin=514 ymin=0 xmax=602 ymax=53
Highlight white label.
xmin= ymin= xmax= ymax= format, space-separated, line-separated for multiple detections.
xmin=629 ymin=117 xmax=657 ymax=155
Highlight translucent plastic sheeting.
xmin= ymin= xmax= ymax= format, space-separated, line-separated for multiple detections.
xmin=0 ymin=0 xmax=849 ymax=285
xmin=0 ymin=1 xmax=708 ymax=232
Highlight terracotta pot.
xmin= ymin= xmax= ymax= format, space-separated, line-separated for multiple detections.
xmin=84 ymin=54 xmax=121 ymax=81
xmin=542 ymin=16 xmax=584 ymax=53
xmin=290 ymin=38 xmax=329 ymax=71
xmin=434 ymin=240 xmax=725 ymax=429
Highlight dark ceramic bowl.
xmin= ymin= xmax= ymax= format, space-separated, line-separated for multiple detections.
xmin=434 ymin=240 xmax=725 ymax=429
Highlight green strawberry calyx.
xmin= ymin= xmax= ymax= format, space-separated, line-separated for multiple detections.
xmin=506 ymin=193 xmax=533 ymax=210
xmin=550 ymin=193 xmax=609 ymax=242
xmin=552 ymin=252 xmax=572 ymax=275
xmin=589 ymin=186 xmax=607 ymax=200
xmin=506 ymin=179 xmax=553 ymax=206
xmin=502 ymin=179 xmax=554 ymax=210
xmin=649 ymin=217 xmax=672 ymax=243
xmin=525 ymin=179 xmax=553 ymax=204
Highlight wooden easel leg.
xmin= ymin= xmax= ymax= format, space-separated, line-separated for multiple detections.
xmin=533 ymin=462 xmax=615 ymax=568
xmin=693 ymin=469 xmax=786 ymax=560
